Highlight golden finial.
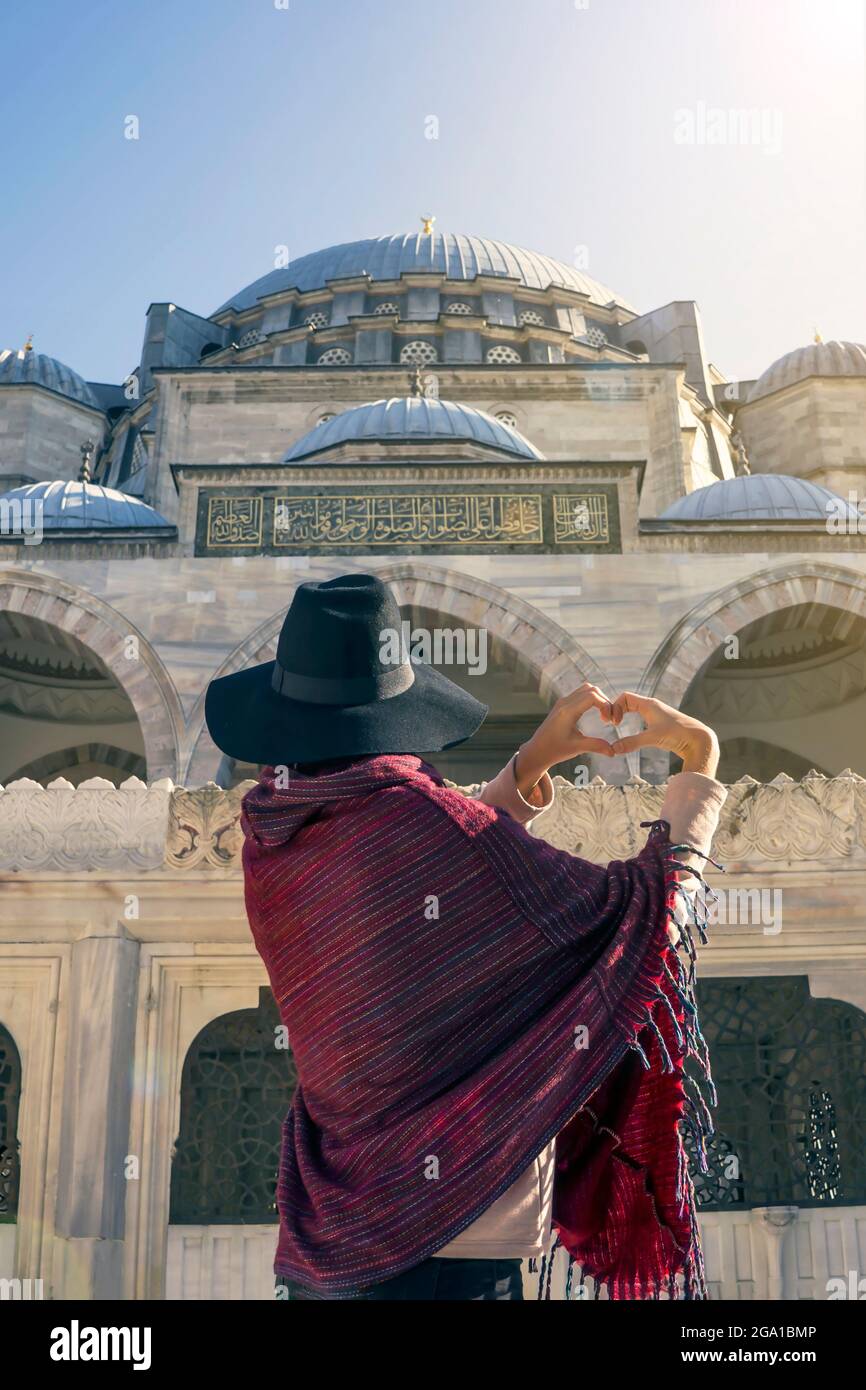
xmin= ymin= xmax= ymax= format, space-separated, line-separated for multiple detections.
xmin=23 ymin=333 xmax=33 ymax=353
xmin=420 ymin=216 xmax=436 ymax=236
xmin=814 ymin=328 xmax=823 ymax=344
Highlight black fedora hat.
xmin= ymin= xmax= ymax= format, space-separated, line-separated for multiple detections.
xmin=205 ymin=573 xmax=489 ymax=766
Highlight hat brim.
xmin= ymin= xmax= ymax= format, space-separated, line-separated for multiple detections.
xmin=204 ymin=659 xmax=489 ymax=766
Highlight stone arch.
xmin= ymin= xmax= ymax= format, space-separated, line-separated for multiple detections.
xmin=642 ymin=561 xmax=866 ymax=707
xmin=184 ymin=562 xmax=610 ymax=785
xmin=6 ymin=743 xmax=146 ymax=786
xmin=0 ymin=570 xmax=183 ymax=781
xmin=638 ymin=561 xmax=866 ymax=779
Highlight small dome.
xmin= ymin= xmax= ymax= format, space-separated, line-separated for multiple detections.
xmin=660 ymin=474 xmax=860 ymax=523
xmin=0 ymin=347 xmax=101 ymax=410
xmin=283 ymin=397 xmax=545 ymax=462
xmin=215 ymin=232 xmax=633 ymax=316
xmin=0 ymin=480 xmax=173 ymax=531
xmin=749 ymin=340 xmax=866 ymax=402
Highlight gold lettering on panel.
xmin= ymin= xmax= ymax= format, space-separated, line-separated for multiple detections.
xmin=273 ymin=494 xmax=544 ymax=546
xmin=553 ymin=494 xmax=610 ymax=544
xmin=206 ymin=496 xmax=264 ymax=547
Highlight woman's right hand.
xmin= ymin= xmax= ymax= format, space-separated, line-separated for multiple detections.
xmin=607 ymin=692 xmax=719 ymax=776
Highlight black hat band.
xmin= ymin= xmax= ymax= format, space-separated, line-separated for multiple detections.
xmin=271 ymin=658 xmax=416 ymax=707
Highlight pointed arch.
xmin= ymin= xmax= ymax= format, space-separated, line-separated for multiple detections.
xmin=184 ymin=562 xmax=610 ymax=784
xmin=641 ymin=561 xmax=866 ymax=708
xmin=0 ymin=569 xmax=183 ymax=780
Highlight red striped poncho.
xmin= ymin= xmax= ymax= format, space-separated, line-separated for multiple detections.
xmin=241 ymin=755 xmax=714 ymax=1299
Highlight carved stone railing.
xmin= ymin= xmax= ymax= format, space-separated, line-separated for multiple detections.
xmin=0 ymin=771 xmax=864 ymax=874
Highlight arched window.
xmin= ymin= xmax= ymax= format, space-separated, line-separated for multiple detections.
xmin=518 ymin=309 xmax=546 ymax=327
xmin=690 ymin=977 xmax=866 ymax=1210
xmin=316 ymin=347 xmax=353 ymax=367
xmin=0 ymin=1023 xmax=21 ymax=1223
xmin=169 ymin=989 xmax=298 ymax=1224
xmin=581 ymin=326 xmax=607 ymax=348
xmin=625 ymin=339 xmax=649 ymax=358
xmin=485 ymin=345 xmax=522 ymax=365
xmin=303 ymin=311 xmax=330 ymax=329
xmin=374 ymin=302 xmax=400 ymax=316
xmin=400 ymin=341 xmax=439 ymax=366
xmin=236 ymin=329 xmax=264 ymax=349
xmin=445 ymin=302 xmax=474 ymax=316
xmin=315 ymin=413 xmax=336 ymax=427
xmin=494 ymin=411 xmax=519 ymax=430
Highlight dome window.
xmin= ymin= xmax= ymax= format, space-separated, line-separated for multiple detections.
xmin=518 ymin=310 xmax=546 ymax=327
xmin=317 ymin=347 xmax=353 ymax=366
xmin=445 ymin=302 xmax=474 ymax=316
xmin=303 ymin=311 xmax=330 ymax=329
xmin=236 ymin=329 xmax=264 ymax=349
xmin=495 ymin=411 xmax=519 ymax=430
xmin=486 ymin=345 xmax=522 ymax=365
xmin=400 ymin=341 xmax=439 ymax=366
xmin=374 ymin=302 xmax=400 ymax=316
xmin=582 ymin=326 xmax=608 ymax=348
xmin=315 ymin=413 xmax=336 ymax=427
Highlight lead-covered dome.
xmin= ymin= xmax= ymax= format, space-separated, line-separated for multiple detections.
xmin=0 ymin=480 xmax=174 ymax=531
xmin=0 ymin=347 xmax=101 ymax=410
xmin=661 ymin=474 xmax=859 ymax=522
xmin=749 ymin=340 xmax=866 ymax=402
xmin=216 ymin=232 xmax=633 ymax=316
xmin=283 ymin=397 xmax=545 ymax=462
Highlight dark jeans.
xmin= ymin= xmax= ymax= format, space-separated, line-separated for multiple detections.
xmin=275 ymin=1257 xmax=524 ymax=1302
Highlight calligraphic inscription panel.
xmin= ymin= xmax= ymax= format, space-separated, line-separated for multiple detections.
xmin=274 ymin=494 xmax=542 ymax=547
xmin=195 ymin=485 xmax=620 ymax=555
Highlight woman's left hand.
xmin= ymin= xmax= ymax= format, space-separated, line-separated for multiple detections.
xmin=515 ymin=683 xmax=615 ymax=795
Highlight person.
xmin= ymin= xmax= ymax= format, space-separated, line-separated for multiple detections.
xmin=205 ymin=573 xmax=727 ymax=1301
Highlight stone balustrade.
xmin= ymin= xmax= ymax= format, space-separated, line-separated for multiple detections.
xmin=0 ymin=770 xmax=864 ymax=873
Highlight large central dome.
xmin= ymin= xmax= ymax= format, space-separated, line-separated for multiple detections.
xmin=214 ymin=232 xmax=633 ymax=316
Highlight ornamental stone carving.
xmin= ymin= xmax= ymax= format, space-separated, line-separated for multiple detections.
xmin=165 ymin=782 xmax=257 ymax=870
xmin=1 ymin=773 xmax=864 ymax=873
xmin=0 ymin=776 xmax=173 ymax=872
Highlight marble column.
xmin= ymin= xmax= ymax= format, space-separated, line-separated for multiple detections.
xmin=52 ymin=928 xmax=139 ymax=1300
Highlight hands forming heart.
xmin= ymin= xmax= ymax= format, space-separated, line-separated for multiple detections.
xmin=516 ymin=682 xmax=719 ymax=790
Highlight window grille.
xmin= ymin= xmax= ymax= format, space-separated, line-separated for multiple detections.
xmin=689 ymin=977 xmax=866 ymax=1210
xmin=169 ymin=989 xmax=297 ymax=1224
xmin=0 ymin=1024 xmax=21 ymax=1222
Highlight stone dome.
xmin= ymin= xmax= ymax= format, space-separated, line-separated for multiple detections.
xmin=660 ymin=474 xmax=859 ymax=523
xmin=283 ymin=397 xmax=545 ymax=462
xmin=0 ymin=480 xmax=174 ymax=531
xmin=215 ymin=232 xmax=633 ymax=316
xmin=749 ymin=340 xmax=866 ymax=402
xmin=0 ymin=347 xmax=101 ymax=410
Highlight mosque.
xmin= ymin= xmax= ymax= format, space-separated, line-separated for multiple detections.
xmin=0 ymin=227 xmax=864 ymax=1301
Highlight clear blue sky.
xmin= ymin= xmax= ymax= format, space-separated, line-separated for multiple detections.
xmin=1 ymin=0 xmax=863 ymax=383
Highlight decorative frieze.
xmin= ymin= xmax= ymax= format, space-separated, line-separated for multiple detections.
xmin=0 ymin=776 xmax=173 ymax=872
xmin=1 ymin=771 xmax=864 ymax=873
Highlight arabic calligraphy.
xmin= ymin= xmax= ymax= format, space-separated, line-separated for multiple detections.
xmin=206 ymin=497 xmax=263 ymax=547
xmin=553 ymin=494 xmax=610 ymax=544
xmin=273 ymin=494 xmax=544 ymax=546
